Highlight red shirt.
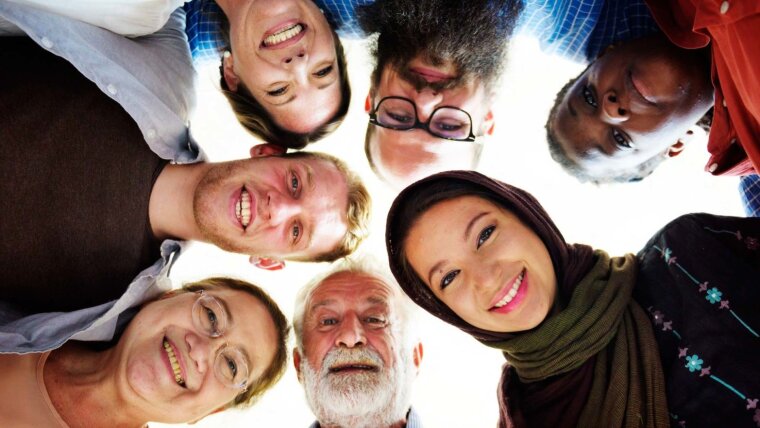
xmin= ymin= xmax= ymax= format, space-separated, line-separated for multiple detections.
xmin=646 ymin=0 xmax=760 ymax=175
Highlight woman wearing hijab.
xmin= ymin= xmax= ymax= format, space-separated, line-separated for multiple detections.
xmin=0 ymin=277 xmax=290 ymax=427
xmin=386 ymin=170 xmax=760 ymax=427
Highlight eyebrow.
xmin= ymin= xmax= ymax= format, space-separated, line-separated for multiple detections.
xmin=218 ymin=298 xmax=255 ymax=376
xmin=298 ymin=165 xmax=316 ymax=252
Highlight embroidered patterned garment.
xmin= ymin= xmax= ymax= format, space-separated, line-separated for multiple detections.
xmin=636 ymin=213 xmax=760 ymax=427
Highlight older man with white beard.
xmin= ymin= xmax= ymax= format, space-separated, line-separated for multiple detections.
xmin=293 ymin=259 xmax=424 ymax=428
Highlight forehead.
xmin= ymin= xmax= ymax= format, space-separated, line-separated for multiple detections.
xmin=307 ymin=272 xmax=395 ymax=315
xmin=209 ymin=288 xmax=279 ymax=379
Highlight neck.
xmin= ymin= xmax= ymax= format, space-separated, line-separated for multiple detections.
xmin=149 ymin=163 xmax=210 ymax=241
xmin=45 ymin=343 xmax=143 ymax=428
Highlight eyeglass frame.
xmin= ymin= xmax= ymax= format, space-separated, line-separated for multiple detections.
xmin=368 ymin=96 xmax=478 ymax=142
xmin=191 ymin=290 xmax=250 ymax=391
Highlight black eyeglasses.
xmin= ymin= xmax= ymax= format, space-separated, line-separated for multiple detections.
xmin=368 ymin=96 xmax=476 ymax=142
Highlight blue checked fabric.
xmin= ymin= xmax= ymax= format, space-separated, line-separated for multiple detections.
xmin=183 ymin=0 xmax=225 ymax=65
xmin=740 ymin=175 xmax=760 ymax=217
xmin=518 ymin=0 xmax=659 ymax=63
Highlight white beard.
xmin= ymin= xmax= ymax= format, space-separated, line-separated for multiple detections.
xmin=300 ymin=346 xmax=414 ymax=428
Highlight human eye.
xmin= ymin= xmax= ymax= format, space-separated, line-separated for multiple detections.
xmin=388 ymin=111 xmax=414 ymax=124
xmin=224 ymin=355 xmax=238 ymax=379
xmin=291 ymin=222 xmax=301 ymax=244
xmin=364 ymin=315 xmax=387 ymax=325
xmin=314 ymin=64 xmax=334 ymax=77
xmin=203 ymin=306 xmax=220 ymax=335
xmin=433 ymin=119 xmax=464 ymax=132
xmin=320 ymin=318 xmax=338 ymax=326
xmin=289 ymin=171 xmax=300 ymax=196
xmin=611 ymin=128 xmax=633 ymax=149
xmin=582 ymin=85 xmax=598 ymax=108
xmin=440 ymin=269 xmax=460 ymax=290
xmin=477 ymin=225 xmax=495 ymax=249
xmin=267 ymin=85 xmax=288 ymax=97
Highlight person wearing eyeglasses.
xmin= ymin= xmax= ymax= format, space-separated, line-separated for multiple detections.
xmin=357 ymin=0 xmax=514 ymax=188
xmin=0 ymin=275 xmax=290 ymax=427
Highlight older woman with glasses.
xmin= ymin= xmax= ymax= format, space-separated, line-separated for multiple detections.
xmin=0 ymin=276 xmax=289 ymax=426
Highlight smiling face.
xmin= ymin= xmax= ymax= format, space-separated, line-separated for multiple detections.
xmin=404 ymin=196 xmax=556 ymax=333
xmin=116 ymin=288 xmax=278 ymax=423
xmin=367 ymin=60 xmax=491 ymax=187
xmin=296 ymin=271 xmax=415 ymax=424
xmin=192 ymin=155 xmax=349 ymax=260
xmin=550 ymin=34 xmax=713 ymax=179
xmin=223 ymin=0 xmax=341 ymax=133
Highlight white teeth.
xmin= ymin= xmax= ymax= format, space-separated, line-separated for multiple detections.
xmin=163 ymin=339 xmax=185 ymax=386
xmin=237 ymin=189 xmax=251 ymax=228
xmin=493 ymin=270 xmax=525 ymax=309
xmin=263 ymin=24 xmax=304 ymax=46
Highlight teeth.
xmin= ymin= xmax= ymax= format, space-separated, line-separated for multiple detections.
xmin=163 ymin=339 xmax=185 ymax=387
xmin=237 ymin=189 xmax=251 ymax=228
xmin=493 ymin=270 xmax=525 ymax=309
xmin=264 ymin=24 xmax=303 ymax=47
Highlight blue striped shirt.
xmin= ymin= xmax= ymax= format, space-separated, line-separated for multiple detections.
xmin=740 ymin=175 xmax=760 ymax=217
xmin=182 ymin=0 xmax=659 ymax=64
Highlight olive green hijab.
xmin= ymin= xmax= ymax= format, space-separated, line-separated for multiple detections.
xmin=386 ymin=171 xmax=668 ymax=427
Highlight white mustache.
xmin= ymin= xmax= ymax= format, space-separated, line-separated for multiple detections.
xmin=321 ymin=347 xmax=384 ymax=375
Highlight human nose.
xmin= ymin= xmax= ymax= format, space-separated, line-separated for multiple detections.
xmin=282 ymin=48 xmax=307 ymax=66
xmin=601 ymin=90 xmax=629 ymax=124
xmin=335 ymin=314 xmax=367 ymax=348
xmin=411 ymin=88 xmax=444 ymax=122
xmin=186 ymin=333 xmax=211 ymax=376
xmin=265 ymin=192 xmax=300 ymax=225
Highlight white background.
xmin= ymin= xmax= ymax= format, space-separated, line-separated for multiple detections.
xmin=156 ymin=35 xmax=743 ymax=428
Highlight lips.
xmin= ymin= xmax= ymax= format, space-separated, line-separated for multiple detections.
xmin=489 ymin=269 xmax=528 ymax=313
xmin=628 ymin=70 xmax=657 ymax=105
xmin=262 ymin=21 xmax=306 ymax=49
xmin=162 ymin=337 xmax=186 ymax=388
xmin=328 ymin=363 xmax=379 ymax=374
xmin=234 ymin=187 xmax=255 ymax=230
xmin=410 ymin=66 xmax=455 ymax=83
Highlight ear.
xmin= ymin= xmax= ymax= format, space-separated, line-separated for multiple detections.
xmin=412 ymin=342 xmax=424 ymax=370
xmin=667 ymin=140 xmax=685 ymax=158
xmin=249 ymin=256 xmax=286 ymax=271
xmin=482 ymin=110 xmax=495 ymax=136
xmin=365 ymin=92 xmax=372 ymax=113
xmin=222 ymin=51 xmax=240 ymax=93
xmin=293 ymin=349 xmax=303 ymax=382
xmin=250 ymin=143 xmax=287 ymax=158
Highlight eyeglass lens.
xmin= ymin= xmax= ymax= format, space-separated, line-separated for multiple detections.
xmin=192 ymin=292 xmax=250 ymax=390
xmin=376 ymin=98 xmax=472 ymax=140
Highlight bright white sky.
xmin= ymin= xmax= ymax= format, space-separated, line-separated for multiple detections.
xmin=157 ymin=35 xmax=743 ymax=428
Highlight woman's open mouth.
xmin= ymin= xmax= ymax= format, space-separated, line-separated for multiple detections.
xmin=262 ymin=23 xmax=306 ymax=48
xmin=490 ymin=269 xmax=527 ymax=312
xmin=163 ymin=338 xmax=186 ymax=388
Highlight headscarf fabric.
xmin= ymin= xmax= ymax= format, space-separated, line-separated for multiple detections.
xmin=385 ymin=171 xmax=668 ymax=427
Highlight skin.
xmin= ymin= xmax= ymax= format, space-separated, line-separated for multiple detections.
xmin=367 ymin=57 xmax=493 ymax=188
xmin=405 ymin=196 xmax=557 ymax=333
xmin=218 ymin=0 xmax=341 ymax=133
xmin=46 ymin=288 xmax=279 ymax=425
xmin=192 ymin=155 xmax=349 ymax=260
xmin=551 ymin=34 xmax=713 ymax=178
xmin=294 ymin=272 xmax=418 ymax=379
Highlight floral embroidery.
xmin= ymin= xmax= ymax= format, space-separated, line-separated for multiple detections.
xmin=748 ymin=399 xmax=758 ymax=410
xmin=706 ymin=288 xmax=723 ymax=304
xmin=720 ymin=300 xmax=730 ymax=310
xmin=685 ymin=355 xmax=703 ymax=372
xmin=700 ymin=366 xmax=711 ymax=377
xmin=678 ymin=348 xmax=688 ymax=358
xmin=746 ymin=236 xmax=759 ymax=250
xmin=698 ymin=282 xmax=708 ymax=293
xmin=753 ymin=409 xmax=760 ymax=426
